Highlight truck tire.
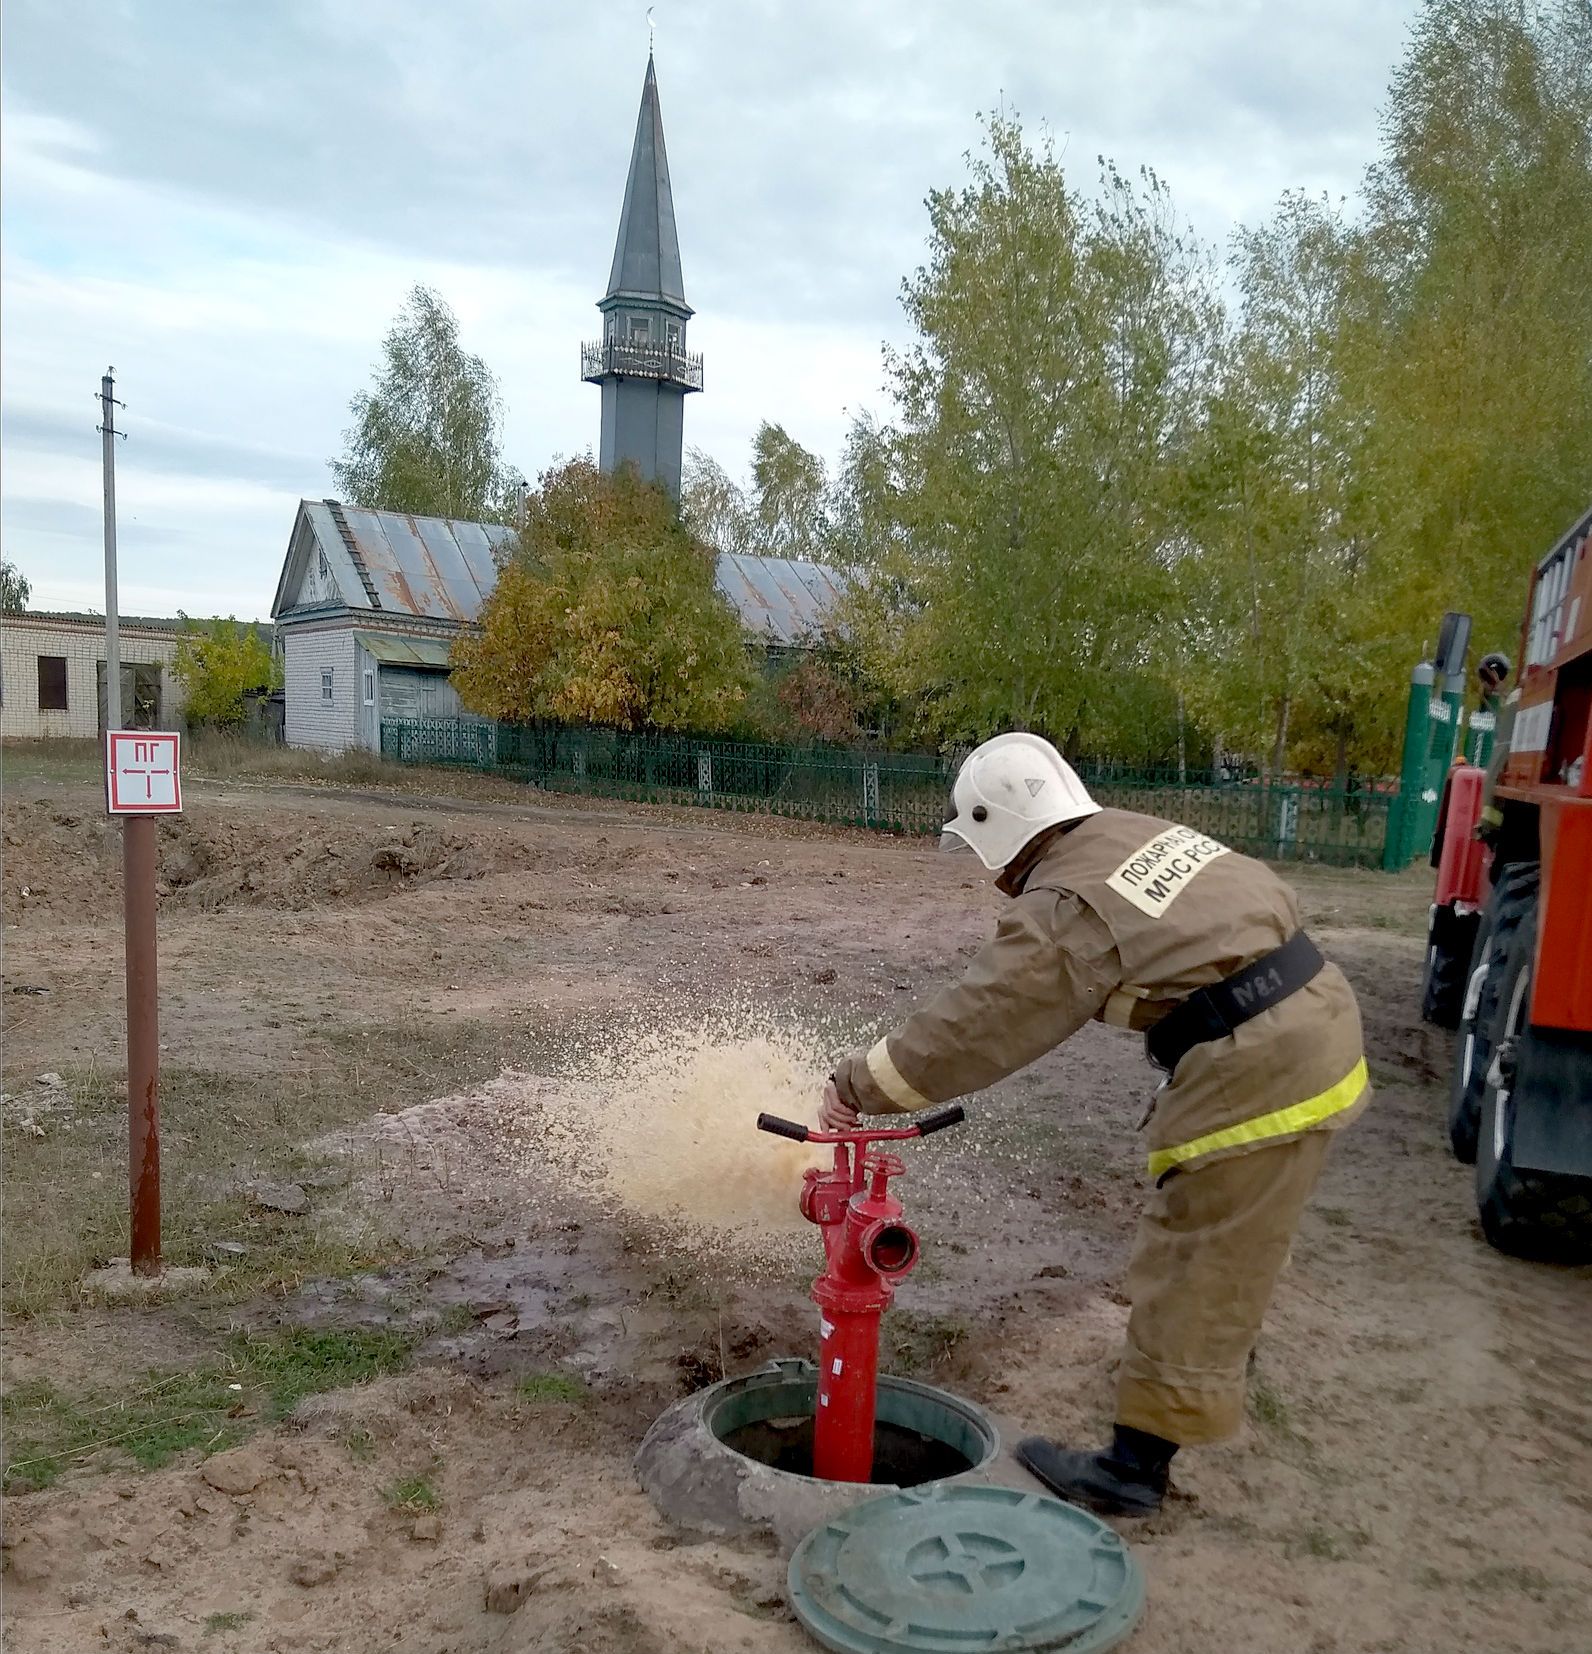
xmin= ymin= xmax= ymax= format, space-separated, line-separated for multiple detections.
xmin=1446 ymin=865 xmax=1528 ymax=1163
xmin=1421 ymin=902 xmax=1478 ymax=1029
xmin=1474 ymin=869 xmax=1592 ymax=1263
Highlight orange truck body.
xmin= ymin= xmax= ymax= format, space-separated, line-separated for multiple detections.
xmin=1497 ymin=508 xmax=1592 ymax=1033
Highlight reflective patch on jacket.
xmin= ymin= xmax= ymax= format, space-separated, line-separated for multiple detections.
xmin=1147 ymin=1058 xmax=1370 ymax=1179
xmin=865 ymin=1038 xmax=933 ymax=1112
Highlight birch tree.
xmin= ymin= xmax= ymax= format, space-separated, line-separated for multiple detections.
xmin=332 ymin=285 xmax=521 ymax=522
xmin=843 ymin=116 xmax=1220 ymax=751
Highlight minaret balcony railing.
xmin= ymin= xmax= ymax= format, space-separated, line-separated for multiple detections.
xmin=581 ymin=337 xmax=704 ymax=390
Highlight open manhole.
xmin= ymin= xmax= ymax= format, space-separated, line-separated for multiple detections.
xmin=719 ymin=1414 xmax=973 ymax=1485
xmin=706 ymin=1362 xmax=991 ymax=1485
xmin=634 ymin=1359 xmax=1002 ymax=1545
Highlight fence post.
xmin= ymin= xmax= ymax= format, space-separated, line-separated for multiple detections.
xmin=862 ymin=760 xmax=880 ymax=827
xmin=697 ymin=751 xmax=713 ymax=799
xmin=1385 ymin=662 xmax=1435 ymax=870
xmin=1274 ymin=787 xmax=1300 ymax=859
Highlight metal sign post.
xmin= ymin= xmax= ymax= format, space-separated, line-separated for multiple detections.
xmin=99 ymin=370 xmax=178 ymax=1279
xmin=106 ymin=733 xmax=183 ymax=1276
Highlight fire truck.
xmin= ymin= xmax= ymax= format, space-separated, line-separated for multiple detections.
xmin=1421 ymin=505 xmax=1592 ymax=1261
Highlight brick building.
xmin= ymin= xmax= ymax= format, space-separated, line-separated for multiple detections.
xmin=0 ymin=612 xmax=188 ymax=740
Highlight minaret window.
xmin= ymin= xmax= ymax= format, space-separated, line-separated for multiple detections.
xmin=629 ymin=315 xmax=652 ymax=343
xmin=666 ymin=322 xmax=681 ymax=351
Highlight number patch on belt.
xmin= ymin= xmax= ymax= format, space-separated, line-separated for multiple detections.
xmin=1106 ymin=825 xmax=1231 ymax=917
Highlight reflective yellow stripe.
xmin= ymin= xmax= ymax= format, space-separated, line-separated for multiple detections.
xmin=866 ymin=1039 xmax=934 ymax=1112
xmin=1146 ymin=1057 xmax=1369 ymax=1179
xmin=1101 ymin=989 xmax=1143 ymax=1029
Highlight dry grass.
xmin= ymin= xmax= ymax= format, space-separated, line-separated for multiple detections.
xmin=0 ymin=1015 xmax=533 ymax=1319
xmin=4 ymin=734 xmax=398 ymax=792
xmin=1289 ymin=861 xmax=1432 ymax=938
xmin=2 ymin=1326 xmax=415 ymax=1492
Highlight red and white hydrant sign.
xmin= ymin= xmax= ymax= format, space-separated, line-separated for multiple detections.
xmin=106 ymin=731 xmax=183 ymax=814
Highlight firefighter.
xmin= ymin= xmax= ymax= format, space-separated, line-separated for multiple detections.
xmin=1475 ymin=651 xmax=1514 ymax=848
xmin=819 ymin=732 xmax=1370 ymax=1516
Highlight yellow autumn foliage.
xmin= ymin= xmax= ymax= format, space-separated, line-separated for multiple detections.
xmin=451 ymin=459 xmax=753 ymax=732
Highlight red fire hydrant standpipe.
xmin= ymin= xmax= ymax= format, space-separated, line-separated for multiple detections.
xmin=757 ymin=1104 xmax=965 ymax=1484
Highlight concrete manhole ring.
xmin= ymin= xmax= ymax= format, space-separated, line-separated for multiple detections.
xmin=634 ymin=1358 xmax=1003 ymax=1551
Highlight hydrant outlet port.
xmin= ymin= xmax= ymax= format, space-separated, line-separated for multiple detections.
xmin=862 ymin=1221 xmax=918 ymax=1276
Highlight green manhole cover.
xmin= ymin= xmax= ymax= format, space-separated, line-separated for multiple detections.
xmin=789 ymin=1483 xmax=1145 ymax=1653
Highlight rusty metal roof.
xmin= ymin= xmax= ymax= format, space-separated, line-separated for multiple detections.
xmin=285 ymin=500 xmax=847 ymax=644
xmin=714 ymin=551 xmax=850 ymax=646
xmin=299 ymin=500 xmax=513 ymax=624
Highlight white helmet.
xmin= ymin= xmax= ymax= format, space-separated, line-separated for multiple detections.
xmin=940 ymin=732 xmax=1099 ymax=869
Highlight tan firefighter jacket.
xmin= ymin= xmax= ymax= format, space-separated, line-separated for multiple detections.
xmin=832 ymin=808 xmax=1369 ymax=1178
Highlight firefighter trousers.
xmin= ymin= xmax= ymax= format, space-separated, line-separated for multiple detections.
xmin=1115 ymin=1130 xmax=1333 ymax=1446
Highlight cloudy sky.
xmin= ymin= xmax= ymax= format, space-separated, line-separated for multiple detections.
xmin=1 ymin=0 xmax=1420 ymax=620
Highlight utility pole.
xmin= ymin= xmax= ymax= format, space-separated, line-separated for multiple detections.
xmin=98 ymin=368 xmax=165 ymax=1278
xmin=100 ymin=369 xmax=122 ymax=727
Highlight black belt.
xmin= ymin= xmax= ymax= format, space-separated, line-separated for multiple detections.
xmin=1145 ymin=931 xmax=1324 ymax=1074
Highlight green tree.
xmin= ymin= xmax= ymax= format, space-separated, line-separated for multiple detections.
xmin=172 ymin=617 xmax=279 ymax=727
xmin=1348 ymin=0 xmax=1592 ymax=760
xmin=684 ymin=425 xmax=835 ymax=565
xmin=331 ymin=285 xmax=521 ymax=522
xmin=680 ymin=447 xmax=755 ymax=556
xmin=1178 ymin=193 xmax=1373 ymax=777
xmin=451 ymin=459 xmax=752 ymax=731
xmin=842 ymin=117 xmax=1220 ymax=752
xmin=749 ymin=422 xmax=830 ymax=561
xmin=0 ymin=557 xmax=29 ymax=612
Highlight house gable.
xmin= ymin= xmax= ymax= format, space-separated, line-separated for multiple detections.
xmin=272 ymin=500 xmax=514 ymax=631
xmin=272 ymin=501 xmax=379 ymax=623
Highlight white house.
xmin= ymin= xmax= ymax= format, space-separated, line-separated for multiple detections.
xmin=0 ymin=612 xmax=188 ymax=740
xmin=270 ymin=500 xmax=506 ymax=753
xmin=270 ymin=498 xmax=849 ymax=754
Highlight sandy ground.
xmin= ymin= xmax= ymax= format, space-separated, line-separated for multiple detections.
xmin=2 ymin=769 xmax=1590 ymax=1653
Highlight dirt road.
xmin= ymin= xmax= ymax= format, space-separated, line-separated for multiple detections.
xmin=3 ymin=769 xmax=1588 ymax=1652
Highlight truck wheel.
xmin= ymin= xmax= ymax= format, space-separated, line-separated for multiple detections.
xmin=1474 ymin=870 xmax=1592 ymax=1262
xmin=1446 ymin=866 xmax=1528 ymax=1163
xmin=1421 ymin=903 xmax=1478 ymax=1030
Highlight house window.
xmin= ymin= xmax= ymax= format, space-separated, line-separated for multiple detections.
xmin=321 ymin=668 xmax=334 ymax=702
xmin=38 ymin=655 xmax=68 ymax=711
xmin=363 ymin=669 xmax=375 ymax=707
xmin=629 ymin=314 xmax=651 ymax=343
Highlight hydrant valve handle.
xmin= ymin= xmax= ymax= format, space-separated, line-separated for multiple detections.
xmin=758 ymin=1105 xmax=968 ymax=1146
xmin=756 ymin=1112 xmax=811 ymax=1142
xmin=914 ymin=1103 xmax=966 ymax=1136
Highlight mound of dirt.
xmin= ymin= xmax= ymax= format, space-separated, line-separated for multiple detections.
xmin=2 ymin=802 xmax=508 ymax=922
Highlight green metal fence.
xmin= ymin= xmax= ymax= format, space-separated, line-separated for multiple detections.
xmin=380 ymin=717 xmax=1400 ymax=868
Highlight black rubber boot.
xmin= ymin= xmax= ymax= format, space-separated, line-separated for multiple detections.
xmin=1015 ymin=1426 xmax=1174 ymax=1517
